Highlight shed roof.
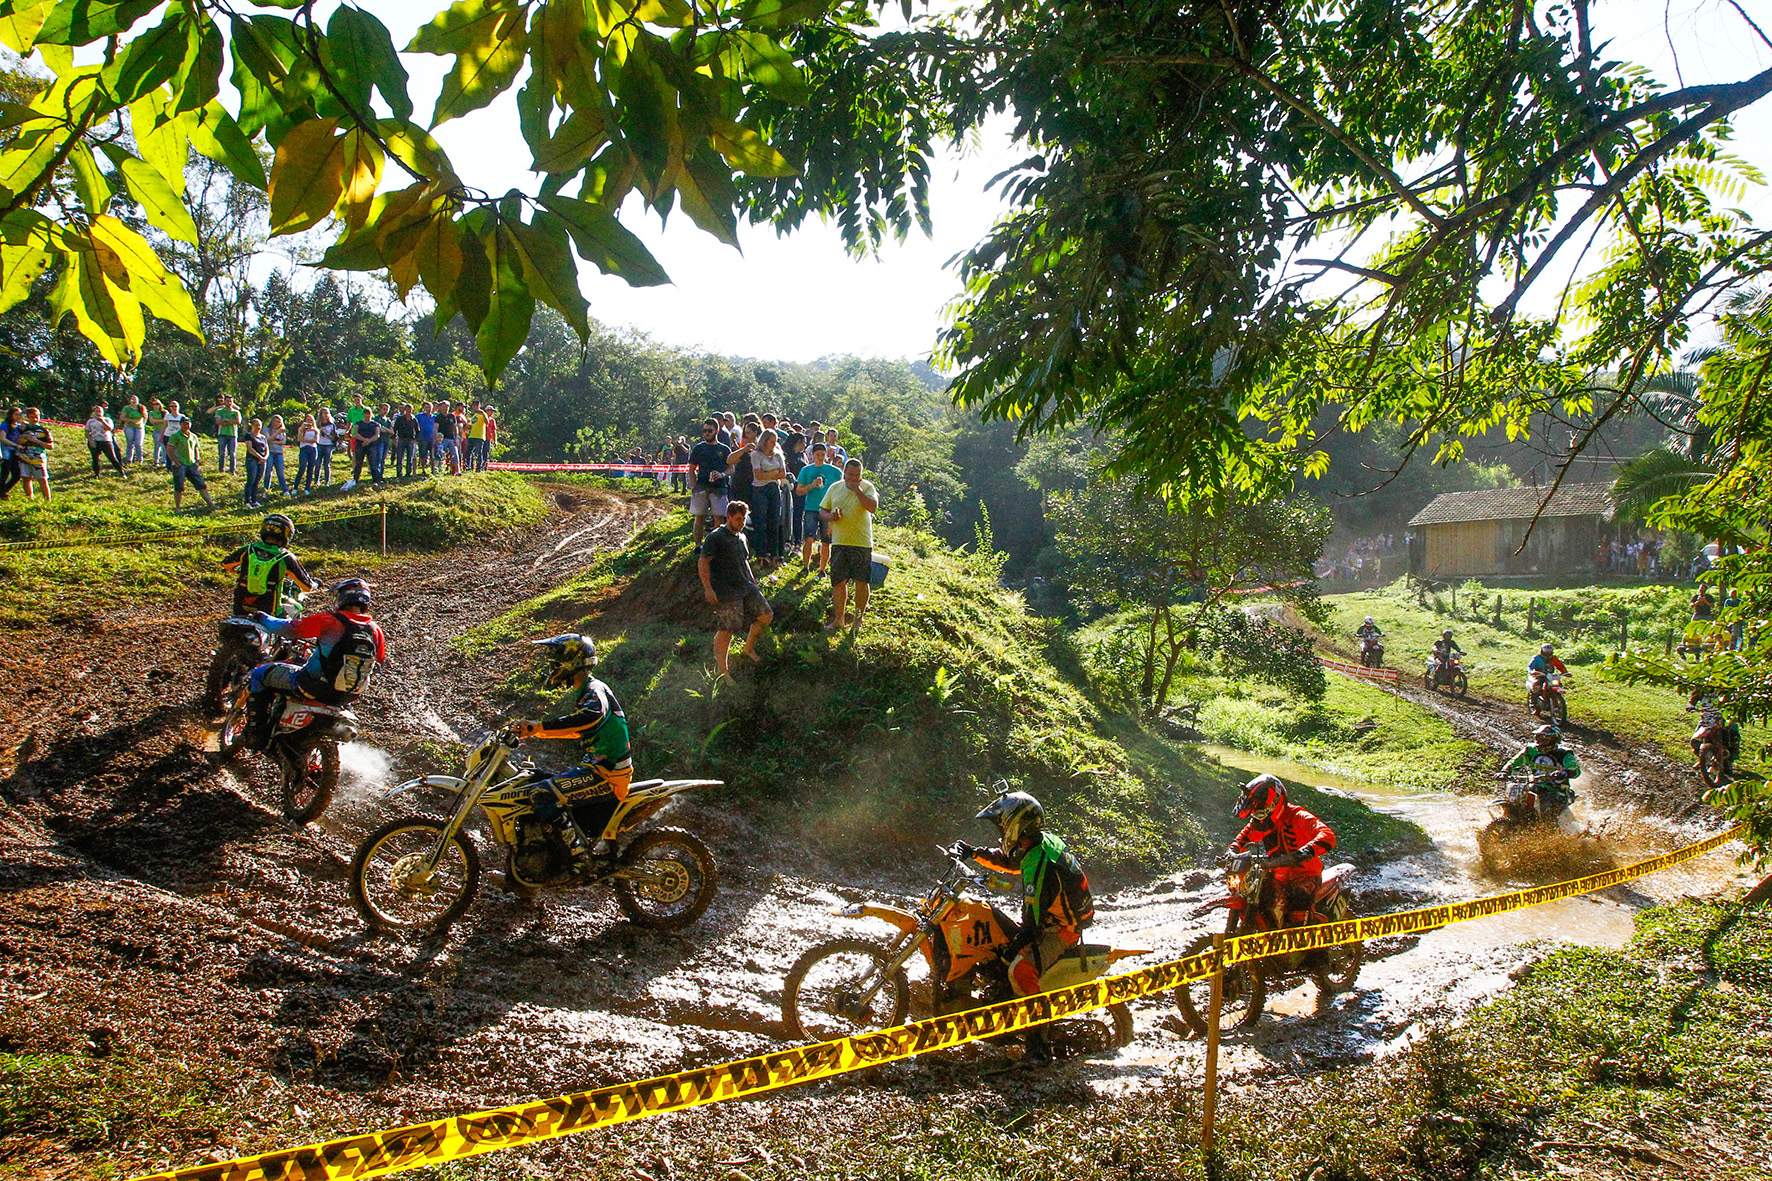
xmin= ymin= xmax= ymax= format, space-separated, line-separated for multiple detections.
xmin=1408 ymin=482 xmax=1614 ymax=527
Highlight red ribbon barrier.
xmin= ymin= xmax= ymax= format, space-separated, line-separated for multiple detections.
xmin=1317 ymin=656 xmax=1401 ymax=684
xmin=487 ymin=462 xmax=690 ymax=473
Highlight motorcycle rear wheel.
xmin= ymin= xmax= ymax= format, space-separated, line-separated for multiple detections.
xmin=611 ymin=827 xmax=717 ymax=930
xmin=350 ymin=817 xmax=480 ymax=935
xmin=783 ymin=937 xmax=910 ymax=1041
xmin=281 ymin=739 xmax=339 ymax=823
xmin=1174 ymin=932 xmax=1264 ymax=1036
xmin=1699 ymin=743 xmax=1728 ymax=788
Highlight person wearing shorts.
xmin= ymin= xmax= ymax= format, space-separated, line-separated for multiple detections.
xmin=795 ymin=443 xmax=843 ymax=573
xmin=698 ymin=501 xmax=772 ymax=677
xmin=821 ymin=457 xmax=879 ymax=630
xmin=688 ymin=417 xmax=731 ymax=545
xmin=165 ymin=423 xmax=214 ymax=511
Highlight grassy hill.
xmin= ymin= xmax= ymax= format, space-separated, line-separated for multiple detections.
xmin=460 ymin=514 xmax=1426 ymax=878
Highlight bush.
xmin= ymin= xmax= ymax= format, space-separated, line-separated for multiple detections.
xmin=1564 ymin=640 xmax=1606 ymax=664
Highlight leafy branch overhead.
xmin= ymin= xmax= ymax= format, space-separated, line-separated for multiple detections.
xmin=0 ymin=0 xmax=820 ymax=379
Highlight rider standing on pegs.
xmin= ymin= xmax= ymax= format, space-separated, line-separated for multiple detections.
xmin=222 ymin=513 xmax=317 ymax=617
xmin=513 ymin=634 xmax=634 ymax=875
xmin=1227 ymin=775 xmax=1337 ymax=930
xmin=959 ymin=790 xmax=1094 ymax=1064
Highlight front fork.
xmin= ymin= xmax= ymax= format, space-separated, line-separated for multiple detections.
xmin=847 ymin=924 xmax=929 ymax=1015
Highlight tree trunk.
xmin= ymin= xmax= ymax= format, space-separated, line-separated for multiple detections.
xmin=1139 ymin=606 xmax=1159 ymax=704
xmin=1154 ymin=603 xmax=1184 ymax=708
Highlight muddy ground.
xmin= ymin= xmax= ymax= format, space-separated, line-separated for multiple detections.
xmin=0 ymin=501 xmax=1749 ymax=1177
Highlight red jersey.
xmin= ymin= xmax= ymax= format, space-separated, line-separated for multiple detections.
xmin=1233 ymin=804 xmax=1336 ymax=882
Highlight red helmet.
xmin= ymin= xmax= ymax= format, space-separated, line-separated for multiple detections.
xmin=1236 ymin=774 xmax=1287 ymax=820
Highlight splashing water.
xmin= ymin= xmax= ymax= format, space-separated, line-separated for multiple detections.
xmin=333 ymin=742 xmax=396 ymax=808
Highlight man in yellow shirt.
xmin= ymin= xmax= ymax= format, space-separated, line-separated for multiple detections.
xmin=467 ymin=401 xmax=489 ymax=470
xmin=819 ymin=457 xmax=879 ymax=630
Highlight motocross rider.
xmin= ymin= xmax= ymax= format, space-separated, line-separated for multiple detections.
xmin=1687 ymin=690 xmax=1742 ymax=767
xmin=1527 ymin=642 xmax=1569 ymax=703
xmin=512 ymin=634 xmax=634 ymax=874
xmin=1228 ymin=775 xmax=1338 ymax=929
xmin=221 ymin=513 xmax=316 ymax=616
xmin=1355 ymin=616 xmax=1384 ymax=641
xmin=1504 ymin=725 xmax=1580 ymax=817
xmin=959 ymin=790 xmax=1094 ymax=1062
xmin=1430 ymin=629 xmax=1462 ymax=682
xmin=245 ymin=578 xmax=386 ymax=748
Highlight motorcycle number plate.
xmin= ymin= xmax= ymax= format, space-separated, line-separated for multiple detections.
xmin=279 ymin=711 xmax=313 ymax=730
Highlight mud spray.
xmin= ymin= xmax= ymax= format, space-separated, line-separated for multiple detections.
xmin=333 ymin=742 xmax=395 ymax=809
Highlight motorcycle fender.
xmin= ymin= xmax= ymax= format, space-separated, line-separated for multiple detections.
xmin=837 ymin=902 xmax=920 ymax=937
xmin=1191 ymin=895 xmax=1243 ymax=917
xmin=376 ymin=775 xmax=466 ymax=803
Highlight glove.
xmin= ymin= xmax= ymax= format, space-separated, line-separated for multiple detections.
xmin=1265 ymin=849 xmax=1309 ymax=869
xmin=249 ymin=610 xmax=269 ymax=626
xmin=956 ymin=841 xmax=984 ymax=860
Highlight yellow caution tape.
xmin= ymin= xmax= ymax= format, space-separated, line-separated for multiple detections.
xmin=129 ymin=821 xmax=1746 ymax=1181
xmin=0 ymin=505 xmax=387 ymax=553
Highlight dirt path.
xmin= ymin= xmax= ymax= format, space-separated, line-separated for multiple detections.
xmin=0 ymin=518 xmax=1747 ymax=1177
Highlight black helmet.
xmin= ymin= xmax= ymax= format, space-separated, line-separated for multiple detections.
xmin=262 ymin=513 xmax=294 ymax=546
xmin=532 ymin=633 xmax=596 ymax=688
xmin=333 ymin=577 xmax=372 ymax=610
xmin=977 ymin=788 xmax=1042 ymax=857
xmin=1236 ymin=774 xmax=1287 ymax=820
xmin=1532 ymin=724 xmax=1560 ymax=747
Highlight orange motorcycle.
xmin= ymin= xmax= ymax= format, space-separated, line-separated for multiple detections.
xmin=782 ymin=844 xmax=1143 ymax=1053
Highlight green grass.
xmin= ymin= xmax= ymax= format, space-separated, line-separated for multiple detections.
xmin=0 ymin=441 xmax=548 ymax=625
xmin=1326 ymin=583 xmax=1698 ymax=762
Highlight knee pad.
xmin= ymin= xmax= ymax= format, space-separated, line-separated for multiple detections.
xmin=1010 ymin=955 xmax=1041 ymax=997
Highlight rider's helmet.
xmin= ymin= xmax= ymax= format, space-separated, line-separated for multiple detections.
xmin=1532 ymin=724 xmax=1561 ymax=750
xmin=977 ymin=789 xmax=1043 ymax=857
xmin=333 ymin=577 xmax=372 ymax=611
xmin=532 ymin=633 xmax=596 ymax=688
xmin=1441 ymin=629 xmax=1454 ymax=641
xmin=1540 ymin=642 xmax=1555 ymax=656
xmin=261 ymin=513 xmax=294 ymax=546
xmin=1363 ymin=616 xmax=1375 ymax=625
xmin=1236 ymin=774 xmax=1287 ymax=820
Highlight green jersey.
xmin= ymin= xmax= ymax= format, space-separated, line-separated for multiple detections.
xmin=165 ymin=429 xmax=201 ymax=467
xmin=213 ymin=406 xmax=241 ymax=437
xmin=120 ymin=403 xmax=145 ymax=427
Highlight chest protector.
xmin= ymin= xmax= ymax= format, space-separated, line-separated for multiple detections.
xmin=309 ymin=613 xmax=378 ymax=700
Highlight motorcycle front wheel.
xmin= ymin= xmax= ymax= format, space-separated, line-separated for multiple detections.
xmin=611 ymin=827 xmax=717 ymax=930
xmin=1549 ymin=694 xmax=1568 ymax=724
xmin=202 ymin=644 xmax=250 ymax=716
xmin=1314 ymin=901 xmax=1363 ymax=999
xmin=1452 ymin=670 xmax=1469 ymax=697
xmin=350 ymin=817 xmax=480 ymax=935
xmin=1478 ymin=819 xmax=1516 ymax=874
xmin=280 ymin=739 xmax=339 ymax=823
xmin=1699 ymin=743 xmax=1728 ymax=788
xmin=782 ymin=937 xmax=910 ymax=1041
xmin=1174 ymin=932 xmax=1264 ymax=1036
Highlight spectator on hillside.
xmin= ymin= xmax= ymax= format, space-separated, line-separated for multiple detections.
xmin=727 ymin=422 xmax=759 ymax=543
xmin=1692 ymin=584 xmax=1716 ymax=622
xmin=436 ymin=399 xmax=461 ymax=475
xmin=146 ymin=397 xmax=167 ymax=466
xmin=751 ymin=427 xmax=787 ymax=567
xmin=718 ymin=411 xmax=739 ymax=450
xmin=822 ymin=457 xmax=879 ymax=630
xmin=316 ymin=408 xmax=339 ymax=487
xmin=468 ymin=401 xmax=489 ymax=470
xmin=0 ymin=406 xmax=21 ymax=499
xmin=85 ymin=404 xmax=123 ymax=477
xmin=373 ymin=403 xmax=394 ymax=481
xmin=698 ymin=500 xmax=773 ymax=677
xmin=345 ymin=409 xmax=381 ymax=489
xmin=671 ymin=435 xmax=690 ymax=492
xmin=211 ymin=396 xmax=241 ymax=473
xmin=118 ymin=394 xmax=145 ymax=466
xmin=393 ymin=403 xmax=418 ymax=478
xmin=796 ymin=442 xmax=843 ymax=573
xmin=165 ymin=417 xmax=213 ymax=512
xmin=162 ymin=400 xmax=189 ymax=469
xmin=15 ymin=408 xmax=53 ymax=501
xmin=823 ymin=428 xmax=846 ymax=463
xmin=243 ymin=419 xmax=268 ymax=508
xmin=784 ymin=430 xmax=808 ymax=549
xmin=264 ymin=414 xmax=289 ymax=497
xmin=689 ymin=417 xmax=731 ymax=546
xmin=416 ymin=402 xmax=436 ymax=474
xmin=294 ymin=413 xmax=320 ymax=493
xmin=483 ymin=404 xmax=498 ymax=468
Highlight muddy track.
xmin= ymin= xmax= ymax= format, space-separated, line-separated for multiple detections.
xmin=0 ymin=522 xmax=1749 ymax=1175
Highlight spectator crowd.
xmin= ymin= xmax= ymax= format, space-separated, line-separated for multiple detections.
xmin=1316 ymin=533 xmax=1399 ymax=583
xmin=0 ymin=395 xmax=501 ymax=509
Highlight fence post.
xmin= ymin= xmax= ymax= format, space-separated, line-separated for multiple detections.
xmin=1620 ymin=619 xmax=1629 ymax=653
xmin=381 ymin=502 xmax=387 ymax=557
xmin=1526 ymin=597 xmax=1536 ymax=637
xmin=1201 ymin=932 xmax=1225 ymax=1159
xmin=1494 ymin=594 xmax=1502 ymax=627
xmin=1666 ymin=627 xmax=1674 ymax=656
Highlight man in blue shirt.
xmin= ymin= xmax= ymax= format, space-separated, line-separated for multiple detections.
xmin=416 ymin=402 xmax=436 ymax=474
xmin=794 ymin=442 xmax=845 ymax=574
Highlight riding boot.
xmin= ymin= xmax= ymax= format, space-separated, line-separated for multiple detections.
xmin=244 ymin=692 xmax=275 ymax=750
xmin=1023 ymin=1025 xmax=1053 ymax=1065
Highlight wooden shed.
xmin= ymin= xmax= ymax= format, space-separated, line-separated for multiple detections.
xmin=1407 ymin=483 xmax=1615 ymax=578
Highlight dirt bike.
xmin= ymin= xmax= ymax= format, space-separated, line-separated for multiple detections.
xmin=1527 ymin=671 xmax=1569 ymax=723
xmin=202 ymin=582 xmax=309 ymax=715
xmin=782 ymin=844 xmax=1146 ymax=1055
xmin=1174 ymin=851 xmax=1361 ymax=1036
xmin=350 ymin=727 xmax=720 ymax=937
xmin=1424 ymin=652 xmax=1468 ymax=696
xmin=1478 ymin=768 xmax=1577 ymax=873
xmin=1690 ymin=715 xmax=1739 ymax=788
xmin=212 ymin=616 xmax=352 ymax=823
xmin=1358 ymin=634 xmax=1385 ymax=669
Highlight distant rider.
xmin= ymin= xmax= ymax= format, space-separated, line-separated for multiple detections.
xmin=245 ymin=578 xmax=386 ymax=747
xmin=1355 ymin=616 xmax=1384 ymax=640
xmin=1430 ymin=629 xmax=1463 ymax=683
xmin=221 ymin=513 xmax=316 ymax=616
xmin=1227 ymin=774 xmax=1337 ymax=929
xmin=1527 ymin=642 xmax=1568 ymax=705
xmin=1686 ymin=690 xmax=1741 ymax=768
xmin=513 ymin=634 xmax=634 ymax=874
xmin=959 ymin=790 xmax=1094 ymax=1063
xmin=1504 ymin=725 xmax=1580 ymax=818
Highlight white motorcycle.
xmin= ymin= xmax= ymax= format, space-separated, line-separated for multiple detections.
xmin=350 ymin=727 xmax=721 ymax=936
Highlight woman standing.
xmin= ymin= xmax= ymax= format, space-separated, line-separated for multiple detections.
xmin=145 ymin=398 xmax=167 ymax=467
xmin=294 ymin=413 xmax=320 ymax=493
xmin=0 ymin=406 xmax=22 ymax=499
xmin=316 ymin=408 xmax=336 ymax=487
xmin=266 ymin=414 xmax=289 ymax=497
xmin=751 ymin=427 xmax=787 ymax=567
xmin=242 ymin=419 xmax=267 ymax=508
xmin=85 ymin=404 xmax=123 ymax=476
xmin=14 ymin=407 xmax=53 ymax=500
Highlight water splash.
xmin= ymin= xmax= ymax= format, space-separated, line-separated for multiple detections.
xmin=333 ymin=742 xmax=396 ymax=808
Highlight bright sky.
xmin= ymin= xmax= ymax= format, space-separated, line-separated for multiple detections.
xmin=328 ymin=2 xmax=1772 ymax=364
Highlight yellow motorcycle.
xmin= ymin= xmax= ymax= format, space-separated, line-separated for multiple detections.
xmin=782 ymin=844 xmax=1147 ymax=1054
xmin=349 ymin=727 xmax=720 ymax=936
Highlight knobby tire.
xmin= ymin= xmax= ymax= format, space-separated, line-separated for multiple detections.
xmin=782 ymin=937 xmax=910 ymax=1041
xmin=611 ymin=826 xmax=717 ymax=931
xmin=349 ymin=817 xmax=480 ymax=936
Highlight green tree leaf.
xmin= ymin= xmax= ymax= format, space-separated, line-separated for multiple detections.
xmin=0 ymin=241 xmax=51 ymax=313
xmin=477 ymin=221 xmax=534 ymax=381
xmin=537 ymin=192 xmax=668 ymax=286
xmin=730 ymin=30 xmax=807 ymax=103
xmin=175 ymin=13 xmax=224 ymax=113
xmin=34 ymin=0 xmax=159 ymax=46
xmin=408 ymin=0 xmax=530 ymax=127
xmin=709 ymin=118 xmax=795 ymax=177
xmin=378 ymin=119 xmax=461 ymax=188
xmin=0 ymin=0 xmax=52 ymax=53
xmin=97 ymin=8 xmax=187 ymax=103
xmin=89 ymin=213 xmax=201 ymax=338
xmin=326 ymin=5 xmax=413 ymax=123
xmin=66 ymin=140 xmax=108 ymax=216
xmin=128 ymin=90 xmax=189 ymax=189
xmin=435 ymin=215 xmax=492 ymax=331
xmin=50 ymin=235 xmax=142 ymax=365
xmin=509 ymin=211 xmax=588 ymax=335
xmin=674 ymin=147 xmax=739 ymax=246
xmin=267 ymin=116 xmax=346 ymax=235
xmin=737 ymin=0 xmax=833 ymax=29
xmin=531 ymin=105 xmax=604 ymax=173
xmin=184 ymin=101 xmax=267 ymax=190
xmin=104 ymin=151 xmax=199 ymax=243
xmin=609 ymin=28 xmax=676 ymax=190
xmin=413 ymin=212 xmax=464 ymax=305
